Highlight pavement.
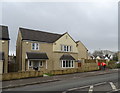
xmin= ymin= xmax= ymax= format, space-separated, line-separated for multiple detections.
xmin=2 ymin=69 xmax=119 ymax=89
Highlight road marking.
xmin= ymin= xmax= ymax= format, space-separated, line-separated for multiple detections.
xmin=62 ymin=82 xmax=107 ymax=93
xmin=68 ymin=87 xmax=78 ymax=91
xmin=62 ymin=85 xmax=90 ymax=93
xmin=109 ymin=82 xmax=118 ymax=91
xmin=89 ymin=85 xmax=93 ymax=93
xmin=94 ymin=82 xmax=106 ymax=86
xmin=79 ymin=85 xmax=90 ymax=89
xmin=68 ymin=85 xmax=90 ymax=91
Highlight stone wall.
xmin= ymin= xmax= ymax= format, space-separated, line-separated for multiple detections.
xmin=1 ymin=60 xmax=99 ymax=81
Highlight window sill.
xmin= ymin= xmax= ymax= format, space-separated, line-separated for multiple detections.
xmin=61 ymin=67 xmax=74 ymax=68
xmin=53 ymin=51 xmax=78 ymax=54
xmin=31 ymin=49 xmax=39 ymax=51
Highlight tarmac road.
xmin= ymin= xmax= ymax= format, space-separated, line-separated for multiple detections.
xmin=3 ymin=72 xmax=119 ymax=93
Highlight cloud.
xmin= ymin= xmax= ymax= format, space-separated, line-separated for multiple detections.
xmin=1 ymin=1 xmax=118 ymax=54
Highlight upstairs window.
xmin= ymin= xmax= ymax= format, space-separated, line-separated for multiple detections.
xmin=32 ymin=43 xmax=39 ymax=50
xmin=61 ymin=45 xmax=72 ymax=52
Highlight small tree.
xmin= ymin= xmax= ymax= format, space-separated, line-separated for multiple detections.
xmin=92 ymin=50 xmax=103 ymax=57
xmin=112 ymin=53 xmax=118 ymax=61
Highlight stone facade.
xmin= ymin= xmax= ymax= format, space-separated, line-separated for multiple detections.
xmin=16 ymin=28 xmax=88 ymax=72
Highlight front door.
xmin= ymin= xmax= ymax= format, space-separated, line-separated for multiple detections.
xmin=33 ymin=61 xmax=39 ymax=70
xmin=78 ymin=63 xmax=81 ymax=67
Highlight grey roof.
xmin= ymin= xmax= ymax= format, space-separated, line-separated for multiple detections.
xmin=0 ymin=52 xmax=4 ymax=60
xmin=60 ymin=54 xmax=75 ymax=60
xmin=20 ymin=27 xmax=62 ymax=43
xmin=0 ymin=25 xmax=10 ymax=40
xmin=26 ymin=52 xmax=49 ymax=60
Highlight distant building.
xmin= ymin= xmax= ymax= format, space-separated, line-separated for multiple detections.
xmin=91 ymin=50 xmax=115 ymax=61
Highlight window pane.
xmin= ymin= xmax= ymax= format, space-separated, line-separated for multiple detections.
xmin=63 ymin=60 xmax=65 ymax=67
xmin=39 ymin=61 xmax=43 ymax=66
xmin=64 ymin=46 xmax=66 ymax=51
xmin=67 ymin=46 xmax=69 ymax=51
xmin=29 ymin=61 xmax=32 ymax=66
xmin=66 ymin=60 xmax=68 ymax=67
xmin=70 ymin=46 xmax=72 ymax=51
xmin=69 ymin=61 xmax=71 ymax=67
xmin=36 ymin=43 xmax=39 ymax=50
xmin=32 ymin=43 xmax=35 ymax=50
xmin=71 ymin=61 xmax=74 ymax=67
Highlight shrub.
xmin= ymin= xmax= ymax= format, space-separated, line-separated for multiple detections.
xmin=107 ymin=61 xmax=117 ymax=69
xmin=116 ymin=63 xmax=120 ymax=68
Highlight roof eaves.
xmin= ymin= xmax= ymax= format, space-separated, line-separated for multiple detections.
xmin=76 ymin=40 xmax=88 ymax=51
xmin=22 ymin=39 xmax=53 ymax=43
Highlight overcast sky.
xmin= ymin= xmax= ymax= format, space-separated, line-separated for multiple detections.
xmin=1 ymin=0 xmax=118 ymax=55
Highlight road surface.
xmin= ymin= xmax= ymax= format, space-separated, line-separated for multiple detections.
xmin=3 ymin=72 xmax=119 ymax=93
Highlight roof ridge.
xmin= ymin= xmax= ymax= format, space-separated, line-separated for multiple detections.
xmin=19 ymin=27 xmax=62 ymax=36
xmin=0 ymin=25 xmax=10 ymax=40
xmin=0 ymin=25 xmax=8 ymax=27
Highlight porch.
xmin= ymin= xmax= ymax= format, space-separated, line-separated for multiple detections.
xmin=26 ymin=52 xmax=49 ymax=71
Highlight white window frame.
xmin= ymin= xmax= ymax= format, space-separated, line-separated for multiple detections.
xmin=31 ymin=43 xmax=39 ymax=50
xmin=36 ymin=43 xmax=39 ymax=50
xmin=61 ymin=45 xmax=72 ymax=52
xmin=63 ymin=45 xmax=66 ymax=52
xmin=61 ymin=60 xmax=74 ymax=68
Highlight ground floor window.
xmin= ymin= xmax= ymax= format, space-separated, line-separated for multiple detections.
xmin=29 ymin=61 xmax=32 ymax=67
xmin=61 ymin=60 xmax=74 ymax=68
xmin=39 ymin=61 xmax=43 ymax=67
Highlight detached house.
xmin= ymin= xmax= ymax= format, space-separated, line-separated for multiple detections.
xmin=0 ymin=25 xmax=10 ymax=74
xmin=16 ymin=27 xmax=88 ymax=72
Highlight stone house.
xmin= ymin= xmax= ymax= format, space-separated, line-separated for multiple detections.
xmin=0 ymin=25 xmax=10 ymax=74
xmin=16 ymin=27 xmax=88 ymax=72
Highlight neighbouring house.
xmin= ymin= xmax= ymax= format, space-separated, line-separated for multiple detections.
xmin=76 ymin=41 xmax=88 ymax=59
xmin=16 ymin=27 xmax=88 ymax=72
xmin=92 ymin=50 xmax=115 ymax=61
xmin=96 ymin=56 xmax=101 ymax=60
xmin=0 ymin=25 xmax=10 ymax=74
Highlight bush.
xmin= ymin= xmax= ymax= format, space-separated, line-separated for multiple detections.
xmin=107 ymin=64 xmax=117 ymax=69
xmin=116 ymin=63 xmax=120 ymax=68
xmin=107 ymin=61 xmax=117 ymax=69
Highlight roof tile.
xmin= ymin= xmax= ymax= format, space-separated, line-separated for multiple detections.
xmin=20 ymin=27 xmax=62 ymax=43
